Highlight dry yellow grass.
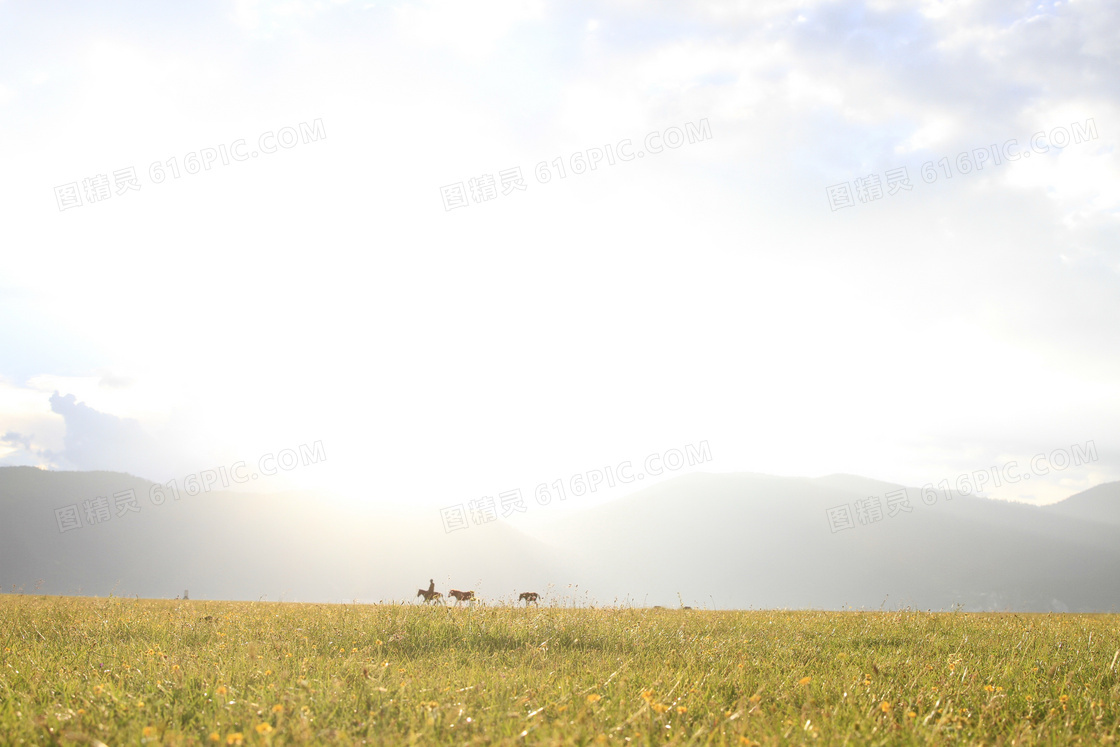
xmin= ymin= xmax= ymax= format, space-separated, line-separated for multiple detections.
xmin=1 ymin=595 xmax=1118 ymax=744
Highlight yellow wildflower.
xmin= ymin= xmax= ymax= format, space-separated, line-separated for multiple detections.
xmin=208 ymin=734 xmax=220 ymax=743
xmin=587 ymin=694 xmax=601 ymax=704
xmin=798 ymin=677 xmax=811 ymax=686
xmin=880 ymin=701 xmax=891 ymax=713
xmin=215 ymin=686 xmax=228 ymax=696
xmin=272 ymin=704 xmax=284 ymax=713
xmin=652 ymin=703 xmax=669 ymax=714
xmin=255 ymin=723 xmax=273 ymax=734
xmin=226 ymin=734 xmax=244 ymax=746
xmin=676 ymin=706 xmax=687 ymax=714
xmin=142 ymin=726 xmax=157 ymax=737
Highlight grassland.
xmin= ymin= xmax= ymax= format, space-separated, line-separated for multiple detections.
xmin=1 ymin=596 xmax=1118 ymax=745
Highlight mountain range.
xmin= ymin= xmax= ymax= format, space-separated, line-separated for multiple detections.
xmin=1 ymin=466 xmax=1118 ymax=611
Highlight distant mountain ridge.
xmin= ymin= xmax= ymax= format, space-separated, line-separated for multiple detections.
xmin=2 ymin=466 xmax=1118 ymax=611
xmin=531 ymin=472 xmax=1120 ymax=612
xmin=1040 ymin=481 xmax=1120 ymax=527
xmin=0 ymin=466 xmax=565 ymax=603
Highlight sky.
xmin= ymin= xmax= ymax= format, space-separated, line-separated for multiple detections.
xmin=0 ymin=0 xmax=1117 ymax=516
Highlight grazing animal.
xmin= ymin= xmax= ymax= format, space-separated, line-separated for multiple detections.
xmin=448 ymin=590 xmax=475 ymax=604
xmin=518 ymin=592 xmax=539 ymax=605
xmin=417 ymin=587 xmax=442 ymax=603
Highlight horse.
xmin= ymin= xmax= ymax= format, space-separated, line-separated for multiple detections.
xmin=518 ymin=591 xmax=539 ymax=605
xmin=448 ymin=590 xmax=475 ymax=604
xmin=417 ymin=588 xmax=442 ymax=604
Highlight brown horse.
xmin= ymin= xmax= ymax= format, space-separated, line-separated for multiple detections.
xmin=417 ymin=588 xmax=442 ymax=603
xmin=448 ymin=590 xmax=475 ymax=604
xmin=518 ymin=592 xmax=539 ymax=605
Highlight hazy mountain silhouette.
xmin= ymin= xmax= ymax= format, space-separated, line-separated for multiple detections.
xmin=1041 ymin=481 xmax=1120 ymax=527
xmin=532 ymin=473 xmax=1120 ymax=611
xmin=0 ymin=466 xmax=564 ymax=603
xmin=2 ymin=466 xmax=1119 ymax=611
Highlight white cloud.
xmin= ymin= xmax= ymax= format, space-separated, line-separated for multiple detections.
xmin=230 ymin=0 xmax=354 ymax=32
xmin=0 ymin=0 xmax=1117 ymax=507
xmin=394 ymin=0 xmax=546 ymax=59
xmin=0 ymin=380 xmax=66 ymax=464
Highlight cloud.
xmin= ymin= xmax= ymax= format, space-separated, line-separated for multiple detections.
xmin=0 ymin=379 xmax=65 ymax=467
xmin=229 ymin=0 xmax=357 ymax=35
xmin=0 ymin=431 xmax=55 ymax=467
xmin=48 ymin=392 xmax=154 ymax=475
xmin=0 ymin=0 xmax=1116 ymax=507
xmin=97 ymin=370 xmax=135 ymax=389
xmin=394 ymin=0 xmax=546 ymax=59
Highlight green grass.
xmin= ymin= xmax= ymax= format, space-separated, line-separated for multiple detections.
xmin=1 ymin=596 xmax=1118 ymax=745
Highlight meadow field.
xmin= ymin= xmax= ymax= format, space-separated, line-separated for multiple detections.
xmin=0 ymin=596 xmax=1117 ymax=745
